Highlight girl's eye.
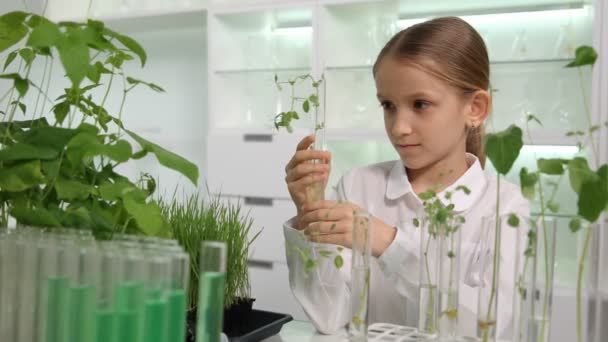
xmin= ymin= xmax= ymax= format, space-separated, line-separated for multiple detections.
xmin=414 ymin=100 xmax=430 ymax=110
xmin=380 ymin=101 xmax=395 ymax=111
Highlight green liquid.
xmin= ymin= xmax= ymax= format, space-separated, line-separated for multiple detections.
xmin=167 ymin=290 xmax=187 ymax=342
xmin=45 ymin=277 xmax=68 ymax=342
xmin=68 ymin=285 xmax=96 ymax=342
xmin=95 ymin=309 xmax=116 ymax=342
xmin=143 ymin=299 xmax=168 ymax=342
xmin=114 ymin=282 xmax=144 ymax=342
xmin=197 ymin=272 xmax=225 ymax=342
xmin=116 ymin=310 xmax=138 ymax=342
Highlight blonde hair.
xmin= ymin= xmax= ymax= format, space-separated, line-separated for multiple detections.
xmin=373 ymin=16 xmax=490 ymax=167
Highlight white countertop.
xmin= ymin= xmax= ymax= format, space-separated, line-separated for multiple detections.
xmin=263 ymin=321 xmax=509 ymax=342
xmin=262 ymin=321 xmax=349 ymax=342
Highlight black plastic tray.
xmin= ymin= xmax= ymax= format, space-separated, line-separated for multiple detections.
xmin=226 ymin=309 xmax=293 ymax=342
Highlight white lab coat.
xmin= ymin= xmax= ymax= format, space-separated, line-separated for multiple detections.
xmin=283 ymin=154 xmax=529 ymax=339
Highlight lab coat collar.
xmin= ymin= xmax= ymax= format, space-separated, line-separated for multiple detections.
xmin=385 ymin=154 xmax=487 ymax=212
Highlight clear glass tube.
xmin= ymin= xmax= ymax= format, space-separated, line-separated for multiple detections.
xmin=16 ymin=236 xmax=40 ymax=342
xmin=348 ymin=212 xmax=372 ymax=341
xmin=526 ymin=217 xmax=557 ymax=342
xmin=439 ymin=226 xmax=461 ymax=340
xmin=418 ymin=220 xmax=440 ymax=339
xmin=307 ymin=74 xmax=327 ymax=204
xmin=477 ymin=215 xmax=502 ymax=342
xmin=0 ymin=234 xmax=18 ymax=342
xmin=197 ymin=241 xmax=227 ymax=342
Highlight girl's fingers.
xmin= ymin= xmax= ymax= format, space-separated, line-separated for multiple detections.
xmin=285 ymin=149 xmax=332 ymax=173
xmin=304 ymin=221 xmax=343 ymax=236
xmin=307 ymin=232 xmax=345 ymax=246
xmin=285 ymin=163 xmax=329 ymax=183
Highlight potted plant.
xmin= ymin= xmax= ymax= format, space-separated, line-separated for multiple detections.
xmin=158 ymin=191 xmax=263 ymax=341
xmin=0 ymin=10 xmax=198 ymax=236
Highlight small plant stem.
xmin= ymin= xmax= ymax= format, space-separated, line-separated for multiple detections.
xmin=32 ymin=56 xmax=49 ymax=118
xmin=577 ymin=225 xmax=593 ymax=342
xmin=535 ymin=176 xmax=552 ymax=342
xmin=423 ymin=227 xmax=436 ymax=332
xmin=38 ymin=56 xmax=54 ymax=119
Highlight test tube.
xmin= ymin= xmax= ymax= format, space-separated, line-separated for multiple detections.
xmin=348 ymin=213 xmax=372 ymax=341
xmin=197 ymin=241 xmax=227 ymax=342
xmin=0 ymin=232 xmax=18 ymax=342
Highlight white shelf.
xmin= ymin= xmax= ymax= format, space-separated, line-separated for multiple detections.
xmin=50 ymin=6 xmax=208 ymax=32
xmin=214 ymin=67 xmax=310 ymax=74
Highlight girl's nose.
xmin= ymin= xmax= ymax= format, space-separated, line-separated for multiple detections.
xmin=390 ymin=110 xmax=414 ymax=136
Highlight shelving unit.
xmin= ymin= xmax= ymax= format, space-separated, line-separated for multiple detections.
xmin=38 ymin=0 xmax=607 ymax=333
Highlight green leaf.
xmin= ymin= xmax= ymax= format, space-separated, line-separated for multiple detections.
xmin=413 ymin=218 xmax=420 ymax=227
xmin=22 ymin=126 xmax=78 ymax=152
xmin=485 ymin=125 xmax=523 ymax=175
xmin=10 ymin=205 xmax=61 ymax=227
xmin=126 ymin=77 xmax=164 ymax=92
xmin=103 ymin=29 xmax=147 ymax=67
xmin=87 ymin=63 xmax=101 ymax=84
xmin=126 ymin=129 xmax=198 ymax=185
xmin=519 ymin=167 xmax=538 ymax=200
xmin=309 ymin=94 xmax=319 ymax=106
xmin=318 ymin=250 xmax=333 ymax=257
xmin=53 ymin=101 xmax=70 ymax=124
xmin=418 ymin=189 xmax=436 ymax=200
xmin=57 ymin=33 xmax=90 ymax=87
xmin=569 ymin=218 xmax=582 ymax=233
xmin=19 ymin=48 xmax=34 ymax=65
xmin=507 ymin=213 xmax=520 ymax=227
xmin=537 ymin=158 xmax=565 ymax=175
xmin=0 ymin=160 xmax=45 ymax=191
xmin=566 ymin=45 xmax=598 ymax=68
xmin=103 ymin=140 xmax=132 ymax=163
xmin=14 ymin=76 xmax=28 ymax=97
xmin=568 ymin=157 xmax=594 ymax=194
xmin=55 ymin=178 xmax=91 ymax=200
xmin=26 ymin=20 xmax=61 ymax=48
xmin=526 ymin=114 xmax=542 ymax=126
xmin=0 ymin=12 xmax=28 ymax=53
xmin=577 ymin=174 xmax=608 ymax=223
xmin=123 ymin=195 xmax=165 ymax=235
xmin=547 ymin=200 xmax=560 ymax=213
xmin=447 ymin=251 xmax=455 ymax=258
xmin=334 ymin=254 xmax=344 ymax=269
xmin=302 ymin=100 xmax=310 ymax=113
xmin=11 ymin=101 xmax=26 ymax=115
xmin=0 ymin=143 xmax=58 ymax=161
xmin=455 ymin=185 xmax=471 ymax=195
xmin=3 ymin=51 xmax=17 ymax=71
xmin=99 ymin=180 xmax=142 ymax=201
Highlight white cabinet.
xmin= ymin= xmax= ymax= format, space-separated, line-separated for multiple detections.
xmin=208 ymin=131 xmax=306 ymax=199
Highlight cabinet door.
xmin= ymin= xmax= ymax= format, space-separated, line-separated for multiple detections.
xmin=208 ymin=132 xmax=306 ymax=198
xmin=249 ymin=261 xmax=307 ymax=321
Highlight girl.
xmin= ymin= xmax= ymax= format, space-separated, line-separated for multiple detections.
xmin=283 ymin=16 xmax=528 ymax=338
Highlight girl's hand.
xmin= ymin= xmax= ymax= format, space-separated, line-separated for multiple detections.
xmin=299 ymin=200 xmax=397 ymax=257
xmin=284 ymin=135 xmax=331 ymax=226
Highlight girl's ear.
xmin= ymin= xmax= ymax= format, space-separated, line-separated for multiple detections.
xmin=465 ymin=90 xmax=490 ymax=127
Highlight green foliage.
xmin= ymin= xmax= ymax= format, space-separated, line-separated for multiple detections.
xmin=565 ymin=45 xmax=597 ymax=68
xmin=485 ymin=124 xmax=523 ymax=175
xmin=273 ymin=74 xmax=324 ymax=133
xmin=160 ymin=193 xmax=260 ymax=309
xmin=0 ymin=12 xmax=198 ymax=237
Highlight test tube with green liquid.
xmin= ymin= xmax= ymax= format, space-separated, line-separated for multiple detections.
xmin=197 ymin=241 xmax=226 ymax=342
